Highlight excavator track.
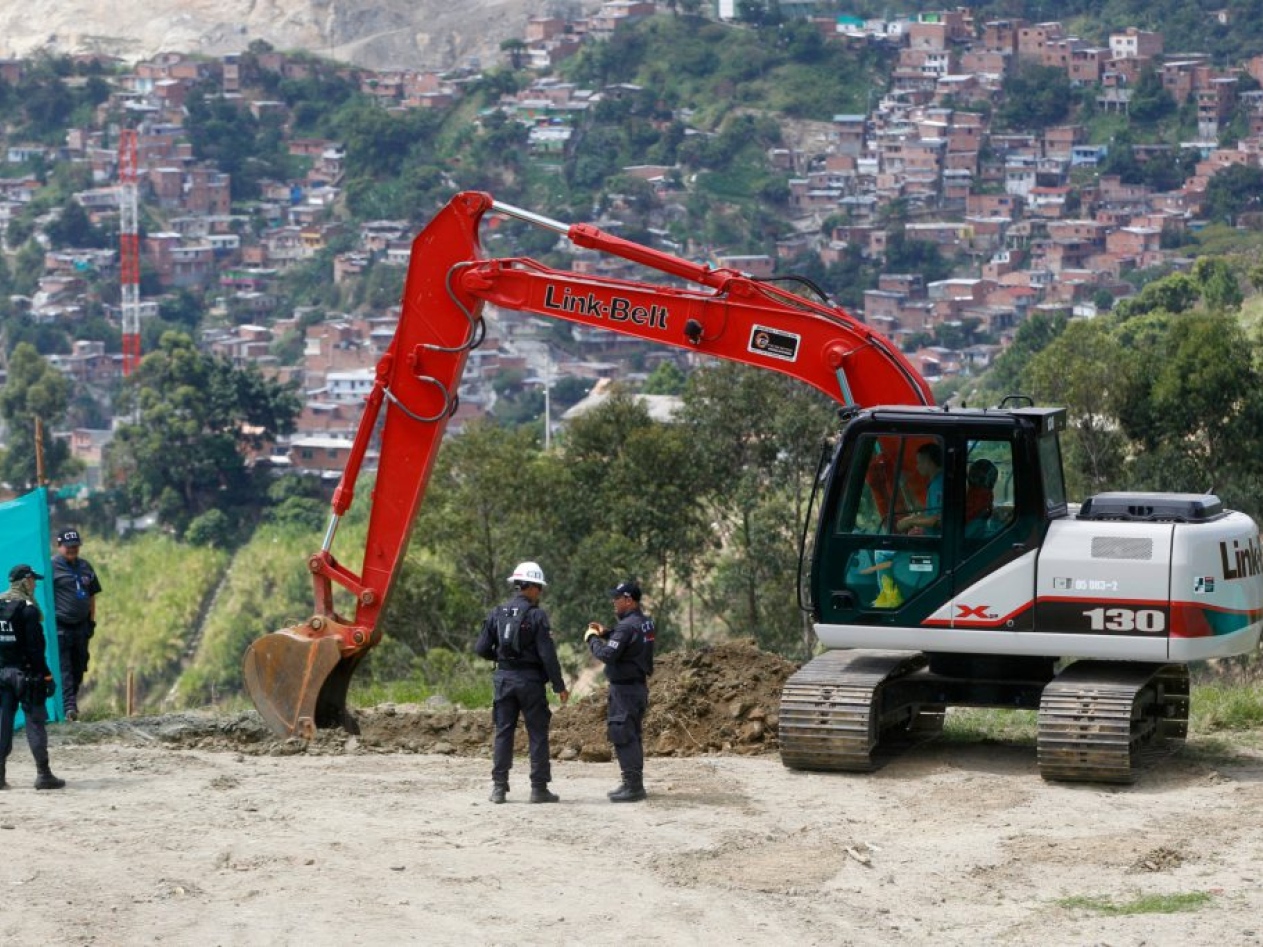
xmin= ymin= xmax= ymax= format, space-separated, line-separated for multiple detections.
xmin=1037 ymin=661 xmax=1190 ymax=784
xmin=779 ymin=650 xmax=942 ymax=772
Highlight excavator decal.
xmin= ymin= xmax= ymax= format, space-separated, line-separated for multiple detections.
xmin=541 ymin=285 xmax=670 ymax=329
xmin=1221 ymin=537 xmax=1263 ymax=580
xmin=748 ymin=326 xmax=799 ymax=361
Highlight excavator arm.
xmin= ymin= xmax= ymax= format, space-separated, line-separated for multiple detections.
xmin=243 ymin=190 xmax=932 ymax=737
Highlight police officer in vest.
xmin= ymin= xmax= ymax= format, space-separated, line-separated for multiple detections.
xmin=585 ymin=580 xmax=655 ymax=803
xmin=475 ymin=561 xmax=569 ymax=804
xmin=0 ymin=565 xmax=66 ymax=790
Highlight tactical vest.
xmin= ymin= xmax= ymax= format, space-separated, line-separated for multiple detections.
xmin=495 ymin=604 xmax=534 ymax=661
xmin=0 ymin=594 xmax=25 ymax=669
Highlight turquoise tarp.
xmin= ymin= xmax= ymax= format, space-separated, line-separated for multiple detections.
xmin=0 ymin=487 xmax=63 ymax=725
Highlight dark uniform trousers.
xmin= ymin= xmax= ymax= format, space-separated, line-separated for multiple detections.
xmin=0 ymin=668 xmax=49 ymax=766
xmin=608 ymin=679 xmax=648 ymax=779
xmin=58 ymin=622 xmax=90 ymax=715
xmin=492 ymin=668 xmax=553 ymax=789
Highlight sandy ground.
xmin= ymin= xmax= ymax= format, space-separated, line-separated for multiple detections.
xmin=2 ymin=720 xmax=1262 ymax=947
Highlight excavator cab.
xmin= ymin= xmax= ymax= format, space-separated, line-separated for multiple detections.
xmin=811 ymin=405 xmax=1068 ymax=633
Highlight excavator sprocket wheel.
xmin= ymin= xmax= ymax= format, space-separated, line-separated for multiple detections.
xmin=778 ymin=650 xmax=932 ymax=772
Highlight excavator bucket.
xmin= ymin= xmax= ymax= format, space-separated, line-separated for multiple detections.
xmin=243 ymin=628 xmax=347 ymax=739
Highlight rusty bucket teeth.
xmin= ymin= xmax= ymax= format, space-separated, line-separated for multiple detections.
xmin=243 ymin=629 xmax=344 ymax=738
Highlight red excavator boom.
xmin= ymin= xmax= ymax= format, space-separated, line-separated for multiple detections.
xmin=243 ymin=191 xmax=931 ymax=737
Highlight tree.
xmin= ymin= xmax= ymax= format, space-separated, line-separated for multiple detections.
xmin=1024 ymin=320 xmax=1129 ymax=499
xmin=45 ymin=198 xmax=105 ymax=249
xmin=1193 ymin=256 xmax=1243 ymax=312
xmin=1110 ymin=311 xmax=1263 ymax=514
xmin=185 ymin=509 xmax=233 ymax=548
xmin=500 ymin=38 xmax=528 ymax=70
xmin=412 ymin=420 xmax=559 ymax=607
xmin=1127 ymin=66 xmax=1177 ymax=124
xmin=554 ymin=393 xmax=711 ymax=647
xmin=106 ymin=332 xmax=301 ymax=533
xmin=642 ymin=360 xmax=687 ymax=395
xmin=158 ymin=288 xmax=205 ymax=329
xmin=1113 ymin=272 xmax=1199 ymax=319
xmin=979 ymin=311 xmax=1068 ymax=399
xmin=1204 ymin=164 xmax=1263 ymax=226
xmin=883 ymin=231 xmax=952 ymax=285
xmin=0 ymin=343 xmax=77 ymax=489
xmin=997 ymin=63 xmax=1073 ymax=131
xmin=679 ymin=363 xmax=836 ymax=656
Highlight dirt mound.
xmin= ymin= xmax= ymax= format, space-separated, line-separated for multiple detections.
xmin=551 ymin=638 xmax=798 ymax=760
xmin=58 ymin=639 xmax=801 ymax=761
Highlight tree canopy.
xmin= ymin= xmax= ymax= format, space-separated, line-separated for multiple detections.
xmin=106 ymin=332 xmax=301 ymax=534
xmin=0 ymin=343 xmax=78 ymax=489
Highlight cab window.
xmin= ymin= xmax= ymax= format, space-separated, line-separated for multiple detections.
xmin=963 ymin=438 xmax=1016 ymax=542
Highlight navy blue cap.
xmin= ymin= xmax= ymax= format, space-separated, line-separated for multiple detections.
xmin=57 ymin=529 xmax=81 ymax=546
xmin=609 ymin=581 xmax=641 ymax=601
xmin=9 ymin=564 xmax=43 ymax=582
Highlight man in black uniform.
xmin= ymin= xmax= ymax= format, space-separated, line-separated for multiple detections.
xmin=586 ymin=580 xmax=655 ymax=803
xmin=0 ymin=564 xmax=66 ymax=790
xmin=51 ymin=528 xmax=102 ymax=721
xmin=475 ymin=561 xmax=569 ymax=804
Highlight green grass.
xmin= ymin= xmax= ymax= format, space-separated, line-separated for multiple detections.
xmin=176 ymin=520 xmax=335 ymax=709
xmin=1057 ymin=891 xmax=1212 ymax=916
xmin=91 ymin=533 xmax=230 ymax=715
xmin=942 ymin=707 xmax=1038 ymax=744
xmin=936 ymin=680 xmax=1263 ymax=748
xmin=349 ymin=674 xmax=494 ymax=710
xmin=1191 ymin=680 xmax=1263 ymax=732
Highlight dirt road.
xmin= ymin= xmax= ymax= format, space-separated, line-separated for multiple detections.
xmin=3 ymin=720 xmax=1262 ymax=946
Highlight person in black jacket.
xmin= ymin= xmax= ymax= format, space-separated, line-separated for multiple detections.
xmin=475 ymin=561 xmax=569 ymax=804
xmin=51 ymin=528 xmax=102 ymax=721
xmin=0 ymin=564 xmax=66 ymax=790
xmin=585 ymin=580 xmax=655 ymax=803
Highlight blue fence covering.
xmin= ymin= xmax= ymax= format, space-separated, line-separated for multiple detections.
xmin=0 ymin=487 xmax=63 ymax=725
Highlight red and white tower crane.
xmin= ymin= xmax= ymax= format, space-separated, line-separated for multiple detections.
xmin=119 ymin=128 xmax=141 ymax=375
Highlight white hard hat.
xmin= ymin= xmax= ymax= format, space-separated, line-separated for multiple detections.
xmin=507 ymin=561 xmax=547 ymax=586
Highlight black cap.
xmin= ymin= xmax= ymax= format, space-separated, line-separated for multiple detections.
xmin=9 ymin=564 xmax=43 ymax=583
xmin=609 ymin=580 xmax=641 ymax=601
xmin=57 ymin=529 xmax=81 ymax=546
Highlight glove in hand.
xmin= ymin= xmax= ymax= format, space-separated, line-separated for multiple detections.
xmin=41 ymin=676 xmax=56 ymax=700
xmin=584 ymin=622 xmax=605 ymax=642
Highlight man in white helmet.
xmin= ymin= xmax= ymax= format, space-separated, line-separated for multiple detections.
xmin=475 ymin=561 xmax=569 ymax=804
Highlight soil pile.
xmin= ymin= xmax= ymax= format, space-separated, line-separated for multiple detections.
xmin=551 ymin=638 xmax=799 ymax=761
xmin=62 ymin=639 xmax=801 ymax=760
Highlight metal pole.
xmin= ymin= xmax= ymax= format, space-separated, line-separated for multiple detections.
xmin=34 ymin=416 xmax=46 ymax=485
xmin=544 ymin=357 xmax=552 ymax=451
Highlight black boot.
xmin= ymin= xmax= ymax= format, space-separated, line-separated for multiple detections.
xmin=529 ymin=786 xmax=559 ymax=803
xmin=489 ymin=783 xmax=507 ymax=804
xmin=0 ymin=760 xmax=7 ymax=790
xmin=34 ymin=760 xmax=65 ymax=791
xmin=609 ymin=775 xmax=646 ymax=803
xmin=606 ymin=779 xmax=627 ymax=799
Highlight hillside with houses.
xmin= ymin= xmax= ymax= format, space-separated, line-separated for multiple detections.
xmin=2 ymin=1 xmax=1263 ymax=507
